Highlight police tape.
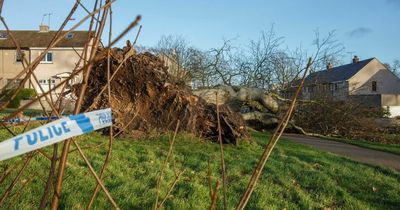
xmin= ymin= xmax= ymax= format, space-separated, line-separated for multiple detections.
xmin=0 ymin=108 xmax=112 ymax=161
xmin=2 ymin=116 xmax=60 ymax=123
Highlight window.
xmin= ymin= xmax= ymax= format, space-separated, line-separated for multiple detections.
xmin=39 ymin=80 xmax=47 ymax=84
xmin=0 ymin=32 xmax=7 ymax=39
xmin=6 ymin=79 xmax=21 ymax=89
xmin=372 ymin=81 xmax=377 ymax=92
xmin=15 ymin=51 xmax=25 ymax=62
xmin=334 ymin=83 xmax=338 ymax=91
xmin=40 ymin=52 xmax=53 ymax=63
xmin=7 ymin=79 xmax=21 ymax=84
xmin=66 ymin=33 xmax=74 ymax=39
xmin=39 ymin=79 xmax=55 ymax=84
xmin=329 ymin=84 xmax=334 ymax=91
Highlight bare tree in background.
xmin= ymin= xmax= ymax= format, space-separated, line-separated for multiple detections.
xmin=271 ymin=48 xmax=306 ymax=90
xmin=385 ymin=59 xmax=400 ymax=77
xmin=239 ymin=26 xmax=283 ymax=89
xmin=154 ymin=35 xmax=195 ymax=82
xmin=153 ymin=28 xmax=345 ymax=92
xmin=205 ymin=39 xmax=239 ymax=86
xmin=310 ymin=29 xmax=345 ymax=72
xmin=154 ymin=36 xmax=240 ymax=88
xmin=185 ymin=48 xmax=211 ymax=88
xmin=156 ymin=34 xmax=191 ymax=67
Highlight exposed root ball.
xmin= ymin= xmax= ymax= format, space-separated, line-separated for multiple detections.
xmin=81 ymin=48 xmax=248 ymax=144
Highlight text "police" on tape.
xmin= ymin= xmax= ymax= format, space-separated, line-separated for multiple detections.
xmin=0 ymin=108 xmax=112 ymax=161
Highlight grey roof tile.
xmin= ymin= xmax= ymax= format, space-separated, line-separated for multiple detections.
xmin=0 ymin=30 xmax=92 ymax=48
xmin=304 ymin=58 xmax=374 ymax=84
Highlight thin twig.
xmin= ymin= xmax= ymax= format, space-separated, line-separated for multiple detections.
xmin=21 ymin=116 xmax=32 ymax=133
xmin=209 ymin=180 xmax=221 ymax=210
xmin=133 ymin=25 xmax=142 ymax=45
xmin=235 ymin=58 xmax=313 ymax=210
xmin=0 ymin=0 xmax=90 ymax=108
xmin=113 ymin=110 xmax=139 ymax=137
xmin=52 ymin=8 xmax=141 ymax=210
xmin=0 ymin=152 xmax=35 ymax=206
xmin=0 ymin=0 xmax=4 ymax=15
xmin=154 ymin=120 xmax=181 ymax=210
xmin=78 ymin=1 xmax=101 ymax=23
xmin=72 ymin=141 xmax=120 ymax=210
xmin=156 ymin=170 xmax=185 ymax=210
xmin=86 ymin=4 xmax=115 ymax=209
xmin=215 ymin=92 xmax=228 ymax=210
xmin=0 ymin=1 xmax=117 ymax=121
xmin=38 ymin=144 xmax=58 ymax=210
xmin=0 ymin=159 xmax=26 ymax=186
xmin=207 ymin=159 xmax=214 ymax=202
xmin=84 ymin=47 xmax=135 ymax=112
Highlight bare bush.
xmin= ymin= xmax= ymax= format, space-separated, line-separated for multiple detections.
xmin=294 ymin=97 xmax=392 ymax=142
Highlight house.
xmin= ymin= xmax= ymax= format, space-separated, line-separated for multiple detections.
xmin=158 ymin=52 xmax=192 ymax=87
xmin=0 ymin=25 xmax=92 ymax=96
xmin=284 ymin=56 xmax=400 ymax=117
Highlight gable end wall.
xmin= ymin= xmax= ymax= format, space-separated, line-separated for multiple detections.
xmin=348 ymin=59 xmax=400 ymax=95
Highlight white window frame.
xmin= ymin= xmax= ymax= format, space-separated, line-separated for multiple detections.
xmin=39 ymin=80 xmax=47 ymax=84
xmin=372 ymin=81 xmax=377 ymax=92
xmin=66 ymin=33 xmax=74 ymax=39
xmin=38 ymin=79 xmax=56 ymax=85
xmin=0 ymin=32 xmax=7 ymax=39
xmin=40 ymin=51 xmax=54 ymax=64
xmin=6 ymin=79 xmax=21 ymax=89
xmin=15 ymin=50 xmax=25 ymax=62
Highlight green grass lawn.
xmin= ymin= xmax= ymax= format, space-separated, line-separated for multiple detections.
xmin=0 ymin=128 xmax=399 ymax=209
xmin=0 ymin=108 xmax=43 ymax=116
xmin=322 ymin=136 xmax=400 ymax=156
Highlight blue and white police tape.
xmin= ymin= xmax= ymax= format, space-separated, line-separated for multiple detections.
xmin=0 ymin=108 xmax=112 ymax=161
xmin=2 ymin=116 xmax=60 ymax=123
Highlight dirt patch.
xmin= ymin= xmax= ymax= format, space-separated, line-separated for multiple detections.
xmin=80 ymin=47 xmax=248 ymax=144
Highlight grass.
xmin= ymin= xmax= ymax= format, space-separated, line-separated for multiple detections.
xmin=0 ymin=108 xmax=43 ymax=116
xmin=0 ymin=127 xmax=399 ymax=209
xmin=322 ymin=135 xmax=400 ymax=156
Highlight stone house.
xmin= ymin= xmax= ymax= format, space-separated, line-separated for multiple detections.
xmin=284 ymin=56 xmax=400 ymax=116
xmin=0 ymin=25 xmax=92 ymax=95
xmin=158 ymin=52 xmax=192 ymax=87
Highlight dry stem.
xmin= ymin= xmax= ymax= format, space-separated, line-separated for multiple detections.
xmin=235 ymin=58 xmax=313 ymax=210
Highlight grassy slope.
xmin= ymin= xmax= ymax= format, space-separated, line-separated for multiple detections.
xmin=322 ymin=136 xmax=400 ymax=156
xmin=0 ymin=130 xmax=399 ymax=210
xmin=1 ymin=108 xmax=43 ymax=116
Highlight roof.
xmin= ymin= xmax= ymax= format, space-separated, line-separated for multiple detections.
xmin=0 ymin=30 xmax=91 ymax=48
xmin=303 ymin=58 xmax=375 ymax=85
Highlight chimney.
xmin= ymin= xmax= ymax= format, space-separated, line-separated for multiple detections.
xmin=39 ymin=24 xmax=49 ymax=33
xmin=326 ymin=62 xmax=333 ymax=70
xmin=352 ymin=55 xmax=360 ymax=63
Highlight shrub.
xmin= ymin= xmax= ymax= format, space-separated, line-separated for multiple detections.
xmin=18 ymin=88 xmax=36 ymax=100
xmin=0 ymin=88 xmax=36 ymax=108
xmin=293 ymin=98 xmax=381 ymax=138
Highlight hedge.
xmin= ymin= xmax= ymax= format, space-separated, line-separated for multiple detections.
xmin=1 ymin=88 xmax=36 ymax=108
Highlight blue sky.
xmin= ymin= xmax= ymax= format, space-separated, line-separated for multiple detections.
xmin=1 ymin=0 xmax=399 ymax=64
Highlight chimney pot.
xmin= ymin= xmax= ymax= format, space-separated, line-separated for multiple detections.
xmin=352 ymin=55 xmax=360 ymax=63
xmin=327 ymin=62 xmax=333 ymax=70
xmin=39 ymin=24 xmax=49 ymax=33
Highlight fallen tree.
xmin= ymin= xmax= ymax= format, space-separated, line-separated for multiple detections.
xmin=193 ymin=86 xmax=319 ymax=135
xmin=193 ymin=86 xmax=284 ymax=129
xmin=79 ymin=47 xmax=248 ymax=144
xmin=193 ymin=86 xmax=279 ymax=113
